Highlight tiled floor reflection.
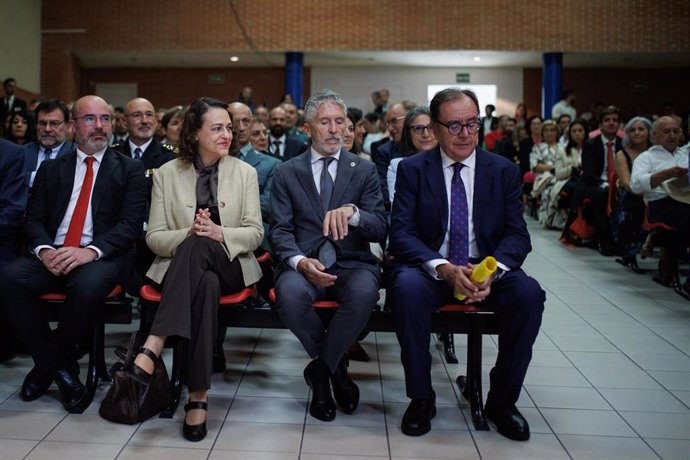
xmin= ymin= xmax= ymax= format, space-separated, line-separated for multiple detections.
xmin=1 ymin=220 xmax=689 ymax=459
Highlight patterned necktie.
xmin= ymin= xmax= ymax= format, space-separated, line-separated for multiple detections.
xmin=606 ymin=141 xmax=615 ymax=184
xmin=273 ymin=140 xmax=282 ymax=156
xmin=64 ymin=157 xmax=95 ymax=247
xmin=134 ymin=147 xmax=142 ymax=160
xmin=319 ymin=156 xmax=335 ymax=212
xmin=43 ymin=148 xmax=52 ymax=162
xmin=448 ymin=163 xmax=469 ymax=266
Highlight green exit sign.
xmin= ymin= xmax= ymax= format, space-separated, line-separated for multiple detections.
xmin=456 ymin=73 xmax=470 ymax=83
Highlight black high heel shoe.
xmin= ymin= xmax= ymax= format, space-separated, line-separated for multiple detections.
xmin=183 ymin=400 xmax=208 ymax=442
xmin=124 ymin=347 xmax=157 ymax=385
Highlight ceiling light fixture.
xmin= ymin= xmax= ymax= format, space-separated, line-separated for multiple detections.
xmin=473 ymin=56 xmax=481 ymax=62
xmin=230 ymin=56 xmax=239 ymax=62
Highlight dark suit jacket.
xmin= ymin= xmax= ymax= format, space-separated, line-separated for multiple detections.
xmin=113 ymin=139 xmax=176 ymax=219
xmin=25 ymin=148 xmax=147 ymax=291
xmin=0 ymin=139 xmax=28 ymax=267
xmin=239 ymin=147 xmax=282 ymax=250
xmin=22 ymin=141 xmax=75 ymax=188
xmin=269 ymin=149 xmax=387 ymax=277
xmin=371 ymin=139 xmax=402 ymax=206
xmin=389 ymin=147 xmax=531 ymax=270
xmin=581 ymin=136 xmax=623 ymax=187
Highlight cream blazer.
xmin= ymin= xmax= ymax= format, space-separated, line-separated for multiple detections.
xmin=145 ymin=156 xmax=263 ymax=286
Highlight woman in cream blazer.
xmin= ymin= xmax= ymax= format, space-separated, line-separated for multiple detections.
xmin=124 ymin=98 xmax=262 ymax=442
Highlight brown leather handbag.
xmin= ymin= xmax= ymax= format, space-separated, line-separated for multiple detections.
xmin=99 ymin=332 xmax=173 ymax=424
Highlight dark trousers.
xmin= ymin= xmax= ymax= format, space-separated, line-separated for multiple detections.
xmin=149 ymin=236 xmax=244 ymax=392
xmin=0 ymin=255 xmax=120 ymax=373
xmin=276 ymin=266 xmax=379 ymax=373
xmin=649 ymin=197 xmax=690 ymax=280
xmin=388 ymin=265 xmax=545 ymax=407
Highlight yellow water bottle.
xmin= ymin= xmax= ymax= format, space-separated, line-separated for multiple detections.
xmin=455 ymin=256 xmax=497 ymax=300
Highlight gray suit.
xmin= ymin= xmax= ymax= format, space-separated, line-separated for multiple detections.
xmin=269 ymin=149 xmax=387 ymax=372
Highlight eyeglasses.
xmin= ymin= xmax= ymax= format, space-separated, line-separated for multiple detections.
xmin=126 ymin=111 xmax=155 ymax=120
xmin=435 ymin=119 xmax=481 ymax=135
xmin=386 ymin=115 xmax=405 ymax=126
xmin=37 ymin=120 xmax=65 ymax=129
xmin=74 ymin=114 xmax=112 ymax=126
xmin=410 ymin=124 xmax=432 ymax=135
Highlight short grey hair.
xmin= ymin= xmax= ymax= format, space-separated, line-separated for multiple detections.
xmin=622 ymin=116 xmax=652 ymax=148
xmin=304 ymin=89 xmax=347 ymax=122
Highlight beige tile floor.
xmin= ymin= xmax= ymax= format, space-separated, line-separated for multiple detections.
xmin=1 ymin=220 xmax=690 ymax=459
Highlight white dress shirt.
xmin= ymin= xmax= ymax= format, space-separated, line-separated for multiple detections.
xmin=630 ymin=144 xmax=689 ymax=203
xmin=423 ymin=149 xmax=509 ymax=279
xmin=30 ymin=141 xmax=66 ymax=187
xmin=128 ymin=138 xmax=152 ymax=159
xmin=34 ymin=148 xmax=106 ymax=258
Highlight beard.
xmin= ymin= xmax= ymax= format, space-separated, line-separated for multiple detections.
xmin=270 ymin=125 xmax=284 ymax=138
xmin=78 ymin=130 xmax=112 ymax=153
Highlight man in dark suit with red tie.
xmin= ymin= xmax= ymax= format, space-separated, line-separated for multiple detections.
xmin=579 ymin=105 xmax=623 ymax=255
xmin=0 ymin=95 xmax=146 ymax=413
xmin=388 ymin=88 xmax=544 ymax=439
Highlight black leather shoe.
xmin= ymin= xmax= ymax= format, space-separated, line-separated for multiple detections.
xmin=303 ymin=359 xmax=336 ymax=421
xmin=212 ymin=340 xmax=226 ymax=373
xmin=183 ymin=400 xmax=208 ymax=442
xmin=20 ymin=367 xmax=53 ymax=401
xmin=330 ymin=356 xmax=359 ymax=414
xmin=401 ymin=390 xmax=436 ymax=436
xmin=485 ymin=404 xmax=530 ymax=441
xmin=54 ymin=366 xmax=87 ymax=413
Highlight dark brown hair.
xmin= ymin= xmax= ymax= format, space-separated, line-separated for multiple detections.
xmin=178 ymin=97 xmax=239 ymax=161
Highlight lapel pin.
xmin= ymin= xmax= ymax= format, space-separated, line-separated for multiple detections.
xmin=350 ymin=162 xmax=355 ymax=167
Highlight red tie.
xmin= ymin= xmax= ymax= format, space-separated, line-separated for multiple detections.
xmin=606 ymin=141 xmax=615 ymax=184
xmin=64 ymin=156 xmax=95 ymax=247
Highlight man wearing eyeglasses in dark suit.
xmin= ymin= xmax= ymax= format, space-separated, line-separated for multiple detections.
xmin=22 ymin=99 xmax=76 ymax=189
xmin=0 ymin=95 xmax=146 ymax=414
xmin=388 ymin=88 xmax=544 ymax=440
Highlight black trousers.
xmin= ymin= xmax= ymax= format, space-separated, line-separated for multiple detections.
xmin=0 ymin=255 xmax=120 ymax=373
xmin=149 ymin=236 xmax=244 ymax=392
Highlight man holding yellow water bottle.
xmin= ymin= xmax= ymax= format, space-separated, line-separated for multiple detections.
xmin=387 ymin=88 xmax=545 ymax=440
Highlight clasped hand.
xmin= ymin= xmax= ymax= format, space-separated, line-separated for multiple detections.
xmin=40 ymin=246 xmax=97 ymax=276
xmin=191 ymin=208 xmax=224 ymax=242
xmin=322 ymin=205 xmax=354 ymax=240
xmin=436 ymin=262 xmax=492 ymax=303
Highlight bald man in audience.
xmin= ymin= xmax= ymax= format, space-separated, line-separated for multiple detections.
xmin=631 ymin=116 xmax=690 ymax=295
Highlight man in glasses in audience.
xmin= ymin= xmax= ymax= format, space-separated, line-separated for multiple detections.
xmin=0 ymin=95 xmax=146 ymax=414
xmin=370 ymin=100 xmax=416 ymax=211
xmin=113 ymin=97 xmax=176 ymax=280
xmin=388 ymin=88 xmax=545 ymax=440
xmin=23 ymin=99 xmax=75 ymax=189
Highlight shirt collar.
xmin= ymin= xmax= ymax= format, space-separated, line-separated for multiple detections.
xmin=41 ymin=141 xmax=65 ymax=155
xmin=129 ymin=138 xmax=152 ymax=155
xmin=239 ymin=142 xmax=253 ymax=159
xmin=440 ymin=148 xmax=476 ymax=171
xmin=310 ymin=148 xmax=341 ymax=165
xmin=76 ymin=147 xmax=106 ymax=164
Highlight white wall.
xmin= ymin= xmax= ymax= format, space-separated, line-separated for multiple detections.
xmin=0 ymin=0 xmax=41 ymax=93
xmin=311 ymin=66 xmax=523 ymax=116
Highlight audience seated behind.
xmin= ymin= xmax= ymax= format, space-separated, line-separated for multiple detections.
xmin=611 ymin=117 xmax=652 ymax=272
xmin=630 ymin=116 xmax=690 ymax=297
xmin=529 ymin=120 xmax=563 ymax=228
xmin=543 ymin=119 xmax=586 ymax=230
xmin=574 ymin=105 xmax=623 ymax=256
